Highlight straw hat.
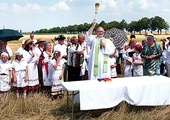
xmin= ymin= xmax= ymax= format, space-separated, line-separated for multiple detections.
xmin=36 ymin=38 xmax=46 ymax=44
xmin=25 ymin=39 xmax=33 ymax=45
xmin=22 ymin=40 xmax=26 ymax=44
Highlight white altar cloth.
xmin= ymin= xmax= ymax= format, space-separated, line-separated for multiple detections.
xmin=62 ymin=76 xmax=170 ymax=110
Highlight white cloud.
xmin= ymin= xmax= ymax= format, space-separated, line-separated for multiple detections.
xmin=0 ymin=3 xmax=9 ymax=16
xmin=139 ymin=0 xmax=159 ymax=11
xmin=12 ymin=3 xmax=46 ymax=14
xmin=139 ymin=0 xmax=148 ymax=10
xmin=11 ymin=1 xmax=71 ymax=14
xmin=106 ymin=0 xmax=116 ymax=8
xmin=0 ymin=3 xmax=8 ymax=10
xmin=126 ymin=2 xmax=135 ymax=11
xmin=100 ymin=0 xmax=116 ymax=10
xmin=48 ymin=1 xmax=71 ymax=11
xmin=162 ymin=8 xmax=170 ymax=12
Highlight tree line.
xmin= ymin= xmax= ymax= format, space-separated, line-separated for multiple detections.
xmin=32 ymin=16 xmax=169 ymax=35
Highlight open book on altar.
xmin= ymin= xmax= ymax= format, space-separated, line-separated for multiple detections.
xmin=97 ymin=77 xmax=112 ymax=82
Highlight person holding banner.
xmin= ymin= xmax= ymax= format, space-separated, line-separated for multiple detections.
xmin=85 ymin=19 xmax=116 ymax=80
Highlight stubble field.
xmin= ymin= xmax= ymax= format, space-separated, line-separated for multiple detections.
xmin=2 ymin=34 xmax=170 ymax=120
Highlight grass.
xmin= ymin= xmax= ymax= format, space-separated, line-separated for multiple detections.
xmin=1 ymin=93 xmax=170 ymax=120
xmin=2 ymin=34 xmax=170 ymax=120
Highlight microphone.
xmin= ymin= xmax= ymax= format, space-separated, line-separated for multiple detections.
xmin=100 ymin=39 xmax=102 ymax=49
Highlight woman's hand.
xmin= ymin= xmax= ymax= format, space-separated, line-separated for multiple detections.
xmin=59 ymin=75 xmax=62 ymax=80
xmin=31 ymin=53 xmax=35 ymax=57
xmin=13 ymin=78 xmax=17 ymax=83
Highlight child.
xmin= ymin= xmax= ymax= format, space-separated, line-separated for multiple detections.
xmin=110 ymin=57 xmax=117 ymax=78
xmin=50 ymin=50 xmax=64 ymax=100
xmin=132 ymin=44 xmax=144 ymax=76
xmin=124 ymin=57 xmax=133 ymax=77
xmin=12 ymin=51 xmax=28 ymax=99
xmin=109 ymin=48 xmax=117 ymax=78
xmin=0 ymin=52 xmax=12 ymax=100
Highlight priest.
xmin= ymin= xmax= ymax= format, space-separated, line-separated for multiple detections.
xmin=86 ymin=19 xmax=116 ymax=80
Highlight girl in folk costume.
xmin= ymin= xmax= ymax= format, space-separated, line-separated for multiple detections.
xmin=23 ymin=39 xmax=39 ymax=92
xmin=132 ymin=44 xmax=144 ymax=76
xmin=12 ymin=51 xmax=28 ymax=99
xmin=122 ymin=35 xmax=137 ymax=59
xmin=0 ymin=52 xmax=12 ymax=99
xmin=50 ymin=50 xmax=64 ymax=100
xmin=124 ymin=57 xmax=133 ymax=77
xmin=109 ymin=49 xmax=117 ymax=78
xmin=41 ymin=42 xmax=53 ymax=93
xmin=109 ymin=38 xmax=118 ymax=78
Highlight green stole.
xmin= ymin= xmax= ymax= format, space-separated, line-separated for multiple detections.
xmin=94 ymin=38 xmax=108 ymax=76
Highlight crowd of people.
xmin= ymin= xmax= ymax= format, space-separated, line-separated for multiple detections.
xmin=0 ymin=19 xmax=169 ymax=101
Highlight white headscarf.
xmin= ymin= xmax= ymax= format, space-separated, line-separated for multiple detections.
xmin=1 ymin=52 xmax=8 ymax=58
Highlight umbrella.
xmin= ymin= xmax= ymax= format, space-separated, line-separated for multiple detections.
xmin=0 ymin=29 xmax=23 ymax=41
xmin=104 ymin=27 xmax=128 ymax=48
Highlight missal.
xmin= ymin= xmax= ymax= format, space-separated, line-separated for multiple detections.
xmin=97 ymin=77 xmax=112 ymax=82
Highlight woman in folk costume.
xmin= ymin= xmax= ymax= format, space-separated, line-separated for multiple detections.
xmin=0 ymin=52 xmax=12 ymax=99
xmin=12 ymin=51 xmax=28 ymax=99
xmin=50 ymin=50 xmax=64 ymax=100
xmin=23 ymin=39 xmax=39 ymax=92
xmin=34 ymin=38 xmax=46 ymax=58
xmin=86 ymin=19 xmax=116 ymax=80
xmin=41 ymin=42 xmax=53 ymax=93
xmin=141 ymin=34 xmax=162 ymax=76
xmin=33 ymin=38 xmax=46 ymax=91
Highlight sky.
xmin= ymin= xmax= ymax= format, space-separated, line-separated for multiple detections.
xmin=0 ymin=0 xmax=170 ymax=32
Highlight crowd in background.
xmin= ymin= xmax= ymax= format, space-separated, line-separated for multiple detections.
xmin=0 ymin=22 xmax=170 ymax=100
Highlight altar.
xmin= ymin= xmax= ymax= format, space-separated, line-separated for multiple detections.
xmin=62 ymin=75 xmax=170 ymax=119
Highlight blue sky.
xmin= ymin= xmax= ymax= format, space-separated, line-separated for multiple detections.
xmin=0 ymin=0 xmax=170 ymax=32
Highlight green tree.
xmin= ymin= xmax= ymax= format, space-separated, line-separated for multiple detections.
xmin=98 ymin=21 xmax=107 ymax=30
xmin=139 ymin=17 xmax=150 ymax=34
xmin=119 ymin=19 xmax=127 ymax=30
xmin=150 ymin=16 xmax=169 ymax=34
xmin=107 ymin=21 xmax=120 ymax=29
xmin=127 ymin=21 xmax=137 ymax=34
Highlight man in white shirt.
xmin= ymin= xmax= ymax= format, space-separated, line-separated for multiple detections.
xmin=53 ymin=35 xmax=67 ymax=63
xmin=30 ymin=33 xmax=37 ymax=49
xmin=78 ymin=33 xmax=90 ymax=80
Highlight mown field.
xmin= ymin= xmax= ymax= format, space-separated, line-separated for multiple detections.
xmin=2 ymin=34 xmax=170 ymax=120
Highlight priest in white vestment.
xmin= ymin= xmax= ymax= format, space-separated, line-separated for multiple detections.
xmin=86 ymin=19 xmax=116 ymax=80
